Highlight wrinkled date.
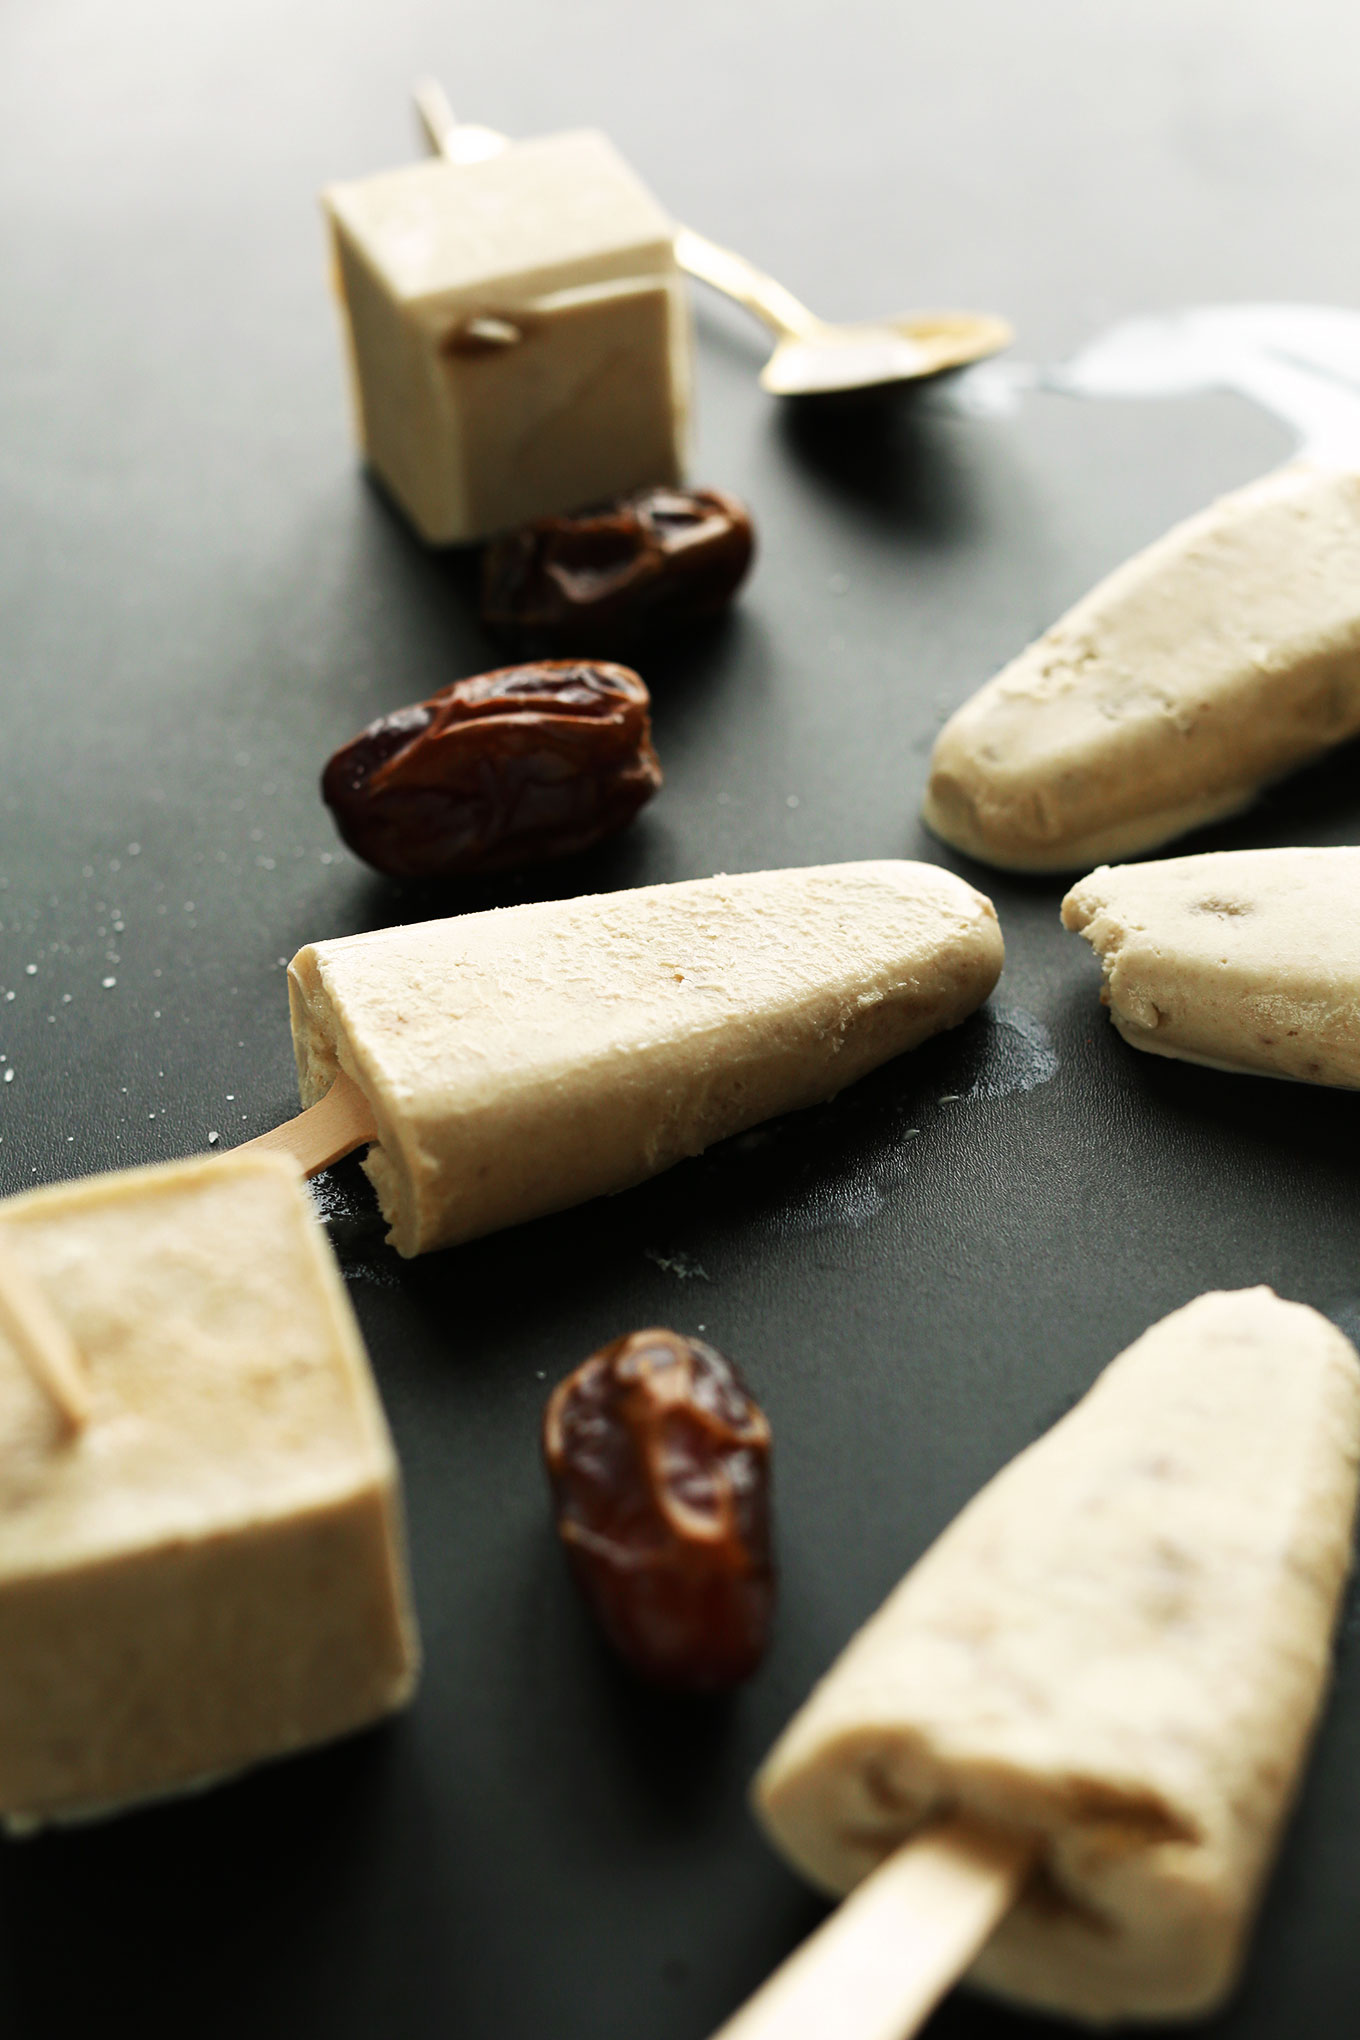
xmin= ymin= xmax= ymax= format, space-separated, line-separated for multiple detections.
xmin=543 ymin=1328 xmax=774 ymax=1690
xmin=321 ymin=661 xmax=662 ymax=880
xmin=481 ymin=486 xmax=755 ymax=649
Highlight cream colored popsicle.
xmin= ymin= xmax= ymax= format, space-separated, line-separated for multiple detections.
xmin=1062 ymin=846 xmax=1360 ymax=1088
xmin=923 ymin=463 xmax=1360 ymax=871
xmin=283 ymin=861 xmax=1003 ymax=1258
xmin=0 ymin=1149 xmax=419 ymax=1830
xmin=752 ymin=1289 xmax=1360 ymax=2025
xmin=323 ymin=129 xmax=690 ymax=544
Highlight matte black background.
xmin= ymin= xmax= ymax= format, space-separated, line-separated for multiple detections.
xmin=2 ymin=3 xmax=1359 ymax=2034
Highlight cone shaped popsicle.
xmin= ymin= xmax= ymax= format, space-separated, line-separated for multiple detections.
xmin=723 ymin=1289 xmax=1360 ymax=2033
xmin=263 ymin=861 xmax=1003 ymax=1256
xmin=923 ymin=464 xmax=1360 ymax=872
xmin=1062 ymin=846 xmax=1360 ymax=1089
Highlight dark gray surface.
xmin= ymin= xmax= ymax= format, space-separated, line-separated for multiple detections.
xmin=2 ymin=3 xmax=1360 ymax=2034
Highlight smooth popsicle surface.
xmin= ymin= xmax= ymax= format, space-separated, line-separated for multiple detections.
xmin=287 ymin=861 xmax=1003 ymax=1257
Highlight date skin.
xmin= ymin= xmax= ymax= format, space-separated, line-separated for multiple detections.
xmin=481 ymin=486 xmax=755 ymax=650
xmin=543 ymin=1328 xmax=774 ymax=1691
xmin=321 ymin=661 xmax=661 ymax=880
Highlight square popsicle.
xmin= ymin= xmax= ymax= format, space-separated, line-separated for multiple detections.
xmin=323 ymin=129 xmax=691 ymax=543
xmin=0 ymin=1148 xmax=419 ymax=1830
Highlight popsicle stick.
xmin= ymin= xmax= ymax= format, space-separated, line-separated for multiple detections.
xmin=233 ymin=1071 xmax=377 ymax=1178
xmin=412 ymin=76 xmax=456 ymax=155
xmin=413 ymin=79 xmax=510 ymax=165
xmin=712 ymin=1818 xmax=1033 ymax=2040
xmin=0 ymin=1231 xmax=91 ymax=1433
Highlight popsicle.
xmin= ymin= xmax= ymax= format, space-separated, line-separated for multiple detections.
xmin=323 ymin=127 xmax=690 ymax=544
xmin=923 ymin=463 xmax=1360 ymax=871
xmin=264 ymin=861 xmax=1003 ymax=1257
xmin=716 ymin=1288 xmax=1360 ymax=2034
xmin=0 ymin=1148 xmax=419 ymax=1829
xmin=1062 ymin=846 xmax=1360 ymax=1089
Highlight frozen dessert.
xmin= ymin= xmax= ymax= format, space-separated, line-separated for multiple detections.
xmin=323 ymin=129 xmax=691 ymax=544
xmin=1062 ymin=846 xmax=1360 ymax=1088
xmin=0 ymin=1149 xmax=419 ymax=1830
xmin=924 ymin=465 xmax=1360 ymax=871
xmin=285 ymin=860 xmax=1004 ymax=1256
xmin=754 ymin=1289 xmax=1360 ymax=2021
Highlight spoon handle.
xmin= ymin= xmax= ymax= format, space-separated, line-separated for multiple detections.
xmin=674 ymin=227 xmax=822 ymax=342
xmin=411 ymin=85 xmax=823 ymax=345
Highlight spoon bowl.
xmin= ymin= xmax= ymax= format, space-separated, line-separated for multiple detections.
xmin=760 ymin=310 xmax=1015 ymax=396
xmin=671 ymin=226 xmax=1012 ymax=397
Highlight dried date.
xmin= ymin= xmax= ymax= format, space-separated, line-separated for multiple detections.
xmin=321 ymin=661 xmax=661 ymax=880
xmin=543 ymin=1328 xmax=774 ymax=1690
xmin=481 ymin=486 xmax=755 ymax=649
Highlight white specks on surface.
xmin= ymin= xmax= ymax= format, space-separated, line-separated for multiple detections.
xmin=3 ymin=1070 xmax=13 ymax=1085
xmin=776 ymin=1012 xmax=1056 ymax=1239
xmin=207 ymin=1132 xmax=220 ymax=1145
xmin=954 ymin=1007 xmax=1060 ymax=1103
xmin=24 ymin=964 xmax=36 ymax=976
xmin=786 ymin=794 xmax=800 ymax=809
xmin=101 ymin=976 xmax=116 ymax=989
xmin=645 ymin=1247 xmax=710 ymax=1281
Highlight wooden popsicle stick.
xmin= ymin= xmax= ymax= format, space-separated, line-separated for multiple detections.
xmin=413 ymin=79 xmax=510 ymax=165
xmin=0 ymin=1231 xmax=91 ymax=1434
xmin=711 ymin=1818 xmax=1033 ymax=2040
xmin=233 ymin=1071 xmax=377 ymax=1179
xmin=412 ymin=76 xmax=456 ymax=155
